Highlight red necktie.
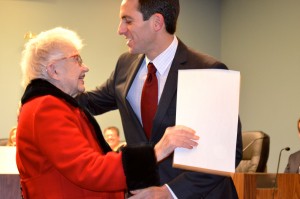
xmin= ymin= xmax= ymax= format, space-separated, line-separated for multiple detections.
xmin=141 ymin=63 xmax=158 ymax=139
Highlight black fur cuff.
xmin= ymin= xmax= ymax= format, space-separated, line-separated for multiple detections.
xmin=121 ymin=145 xmax=160 ymax=191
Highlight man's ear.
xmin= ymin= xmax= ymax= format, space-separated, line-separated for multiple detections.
xmin=152 ymin=13 xmax=164 ymax=31
xmin=46 ymin=64 xmax=59 ymax=80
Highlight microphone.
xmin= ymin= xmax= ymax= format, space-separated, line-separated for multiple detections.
xmin=272 ymin=147 xmax=290 ymax=199
xmin=242 ymin=136 xmax=265 ymax=152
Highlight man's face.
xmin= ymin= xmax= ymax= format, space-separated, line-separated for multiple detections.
xmin=104 ymin=129 xmax=120 ymax=149
xmin=118 ymin=0 xmax=155 ymax=55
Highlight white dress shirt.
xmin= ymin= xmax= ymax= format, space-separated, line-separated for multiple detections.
xmin=127 ymin=36 xmax=178 ymax=125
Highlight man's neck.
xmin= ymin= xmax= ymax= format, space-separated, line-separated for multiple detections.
xmin=147 ymin=34 xmax=174 ymax=60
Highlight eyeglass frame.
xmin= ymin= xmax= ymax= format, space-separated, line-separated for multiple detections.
xmin=51 ymin=54 xmax=83 ymax=67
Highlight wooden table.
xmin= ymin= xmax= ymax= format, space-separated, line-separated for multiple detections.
xmin=232 ymin=173 xmax=300 ymax=199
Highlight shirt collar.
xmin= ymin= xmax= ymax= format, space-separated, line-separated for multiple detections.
xmin=145 ymin=36 xmax=178 ymax=75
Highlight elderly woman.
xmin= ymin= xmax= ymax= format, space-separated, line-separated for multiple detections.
xmin=16 ymin=27 xmax=198 ymax=199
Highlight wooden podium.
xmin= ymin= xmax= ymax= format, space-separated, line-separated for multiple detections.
xmin=232 ymin=173 xmax=300 ymax=199
xmin=0 ymin=174 xmax=21 ymax=198
xmin=0 ymin=147 xmax=21 ymax=198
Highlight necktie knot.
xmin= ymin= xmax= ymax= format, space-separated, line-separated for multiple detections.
xmin=147 ymin=63 xmax=157 ymax=74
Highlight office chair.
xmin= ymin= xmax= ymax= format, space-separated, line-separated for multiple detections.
xmin=236 ymin=131 xmax=270 ymax=173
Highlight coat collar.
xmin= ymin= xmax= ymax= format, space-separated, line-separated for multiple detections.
xmin=21 ymin=79 xmax=78 ymax=107
xmin=21 ymin=78 xmax=112 ymax=153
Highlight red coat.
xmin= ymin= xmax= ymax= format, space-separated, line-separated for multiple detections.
xmin=16 ymin=94 xmax=127 ymax=198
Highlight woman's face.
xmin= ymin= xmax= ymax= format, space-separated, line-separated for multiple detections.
xmin=49 ymin=46 xmax=89 ymax=97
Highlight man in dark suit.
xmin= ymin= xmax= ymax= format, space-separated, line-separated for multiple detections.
xmin=77 ymin=0 xmax=242 ymax=198
xmin=284 ymin=118 xmax=300 ymax=173
xmin=284 ymin=151 xmax=300 ymax=173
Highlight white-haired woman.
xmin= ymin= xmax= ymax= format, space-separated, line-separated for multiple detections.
xmin=16 ymin=27 xmax=198 ymax=199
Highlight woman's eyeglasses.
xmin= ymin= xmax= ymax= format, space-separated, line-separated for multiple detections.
xmin=52 ymin=54 xmax=83 ymax=66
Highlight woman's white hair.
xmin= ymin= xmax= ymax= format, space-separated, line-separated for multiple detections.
xmin=20 ymin=27 xmax=83 ymax=87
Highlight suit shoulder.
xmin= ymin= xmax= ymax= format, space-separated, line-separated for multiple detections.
xmin=291 ymin=150 xmax=300 ymax=157
xmin=178 ymin=41 xmax=227 ymax=69
xmin=187 ymin=48 xmax=227 ymax=69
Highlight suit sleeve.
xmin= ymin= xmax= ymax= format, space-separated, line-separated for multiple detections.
xmin=76 ymin=69 xmax=118 ymax=115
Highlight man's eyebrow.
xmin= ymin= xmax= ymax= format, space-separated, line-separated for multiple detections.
xmin=121 ymin=15 xmax=132 ymax=20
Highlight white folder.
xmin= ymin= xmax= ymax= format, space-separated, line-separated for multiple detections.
xmin=173 ymin=69 xmax=240 ymax=176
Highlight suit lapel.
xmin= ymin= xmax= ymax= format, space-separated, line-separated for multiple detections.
xmin=123 ymin=54 xmax=148 ymax=139
xmin=123 ymin=54 xmax=145 ymax=97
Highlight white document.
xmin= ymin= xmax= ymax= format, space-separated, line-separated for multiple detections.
xmin=173 ymin=69 xmax=240 ymax=176
xmin=0 ymin=146 xmax=19 ymax=174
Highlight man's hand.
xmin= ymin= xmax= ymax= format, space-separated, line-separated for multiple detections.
xmin=129 ymin=185 xmax=173 ymax=199
xmin=155 ymin=125 xmax=199 ymax=162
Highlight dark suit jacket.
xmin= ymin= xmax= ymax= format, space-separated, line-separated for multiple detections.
xmin=78 ymin=39 xmax=242 ymax=198
xmin=284 ymin=150 xmax=300 ymax=173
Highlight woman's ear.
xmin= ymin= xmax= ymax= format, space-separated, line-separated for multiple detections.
xmin=46 ymin=64 xmax=59 ymax=80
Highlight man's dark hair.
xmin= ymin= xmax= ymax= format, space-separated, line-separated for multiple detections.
xmin=138 ymin=0 xmax=179 ymax=34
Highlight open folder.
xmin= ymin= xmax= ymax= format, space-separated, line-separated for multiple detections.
xmin=173 ymin=69 xmax=240 ymax=176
